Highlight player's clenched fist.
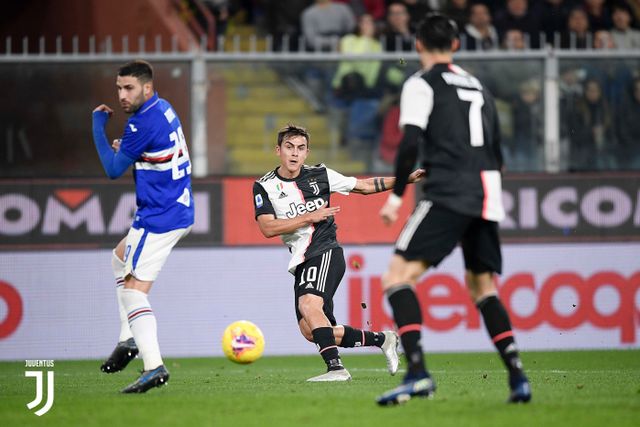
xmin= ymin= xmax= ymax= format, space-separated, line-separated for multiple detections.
xmin=93 ymin=104 xmax=114 ymax=115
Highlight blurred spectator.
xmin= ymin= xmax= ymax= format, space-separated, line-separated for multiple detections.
xmin=332 ymin=13 xmax=383 ymax=97
xmin=568 ymin=79 xmax=615 ymax=170
xmin=611 ymin=3 xmax=640 ymax=48
xmin=331 ymin=14 xmax=383 ymax=153
xmin=442 ymin=0 xmax=470 ymax=30
xmin=507 ymin=79 xmax=544 ymax=171
xmin=301 ymin=0 xmax=356 ymax=51
xmin=560 ymin=7 xmax=591 ymax=48
xmin=494 ymin=0 xmax=542 ymax=48
xmin=615 ymin=77 xmax=640 ymax=169
xmin=502 ymin=28 xmax=527 ymax=49
xmin=584 ymin=0 xmax=613 ymax=31
xmin=383 ymin=1 xmax=415 ymax=50
xmin=593 ymin=29 xmax=616 ymax=48
xmin=540 ymin=0 xmax=571 ymax=43
xmin=463 ymin=2 xmax=499 ymax=50
xmin=264 ymin=0 xmax=312 ymax=51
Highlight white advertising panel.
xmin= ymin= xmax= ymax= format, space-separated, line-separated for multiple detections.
xmin=0 ymin=243 xmax=638 ymax=360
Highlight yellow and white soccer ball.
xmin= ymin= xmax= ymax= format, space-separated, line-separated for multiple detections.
xmin=222 ymin=320 xmax=265 ymax=364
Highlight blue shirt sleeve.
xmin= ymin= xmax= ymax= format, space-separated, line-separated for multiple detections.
xmin=92 ymin=111 xmax=136 ymax=179
xmin=118 ymin=117 xmax=150 ymax=160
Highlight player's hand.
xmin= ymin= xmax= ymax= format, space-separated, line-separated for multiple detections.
xmin=307 ymin=202 xmax=340 ymax=223
xmin=380 ymin=194 xmax=402 ymax=226
xmin=408 ymin=168 xmax=426 ymax=184
xmin=93 ymin=104 xmax=114 ymax=116
xmin=380 ymin=202 xmax=399 ymax=225
xmin=112 ymin=139 xmax=121 ymax=152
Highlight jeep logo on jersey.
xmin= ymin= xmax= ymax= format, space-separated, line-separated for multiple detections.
xmin=285 ymin=198 xmax=325 ymax=218
xmin=0 ymin=181 xmax=220 ymax=248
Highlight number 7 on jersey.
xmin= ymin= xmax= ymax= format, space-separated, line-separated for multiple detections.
xmin=456 ymin=89 xmax=485 ymax=147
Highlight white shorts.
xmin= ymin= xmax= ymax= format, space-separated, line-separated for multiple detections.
xmin=123 ymin=226 xmax=191 ymax=282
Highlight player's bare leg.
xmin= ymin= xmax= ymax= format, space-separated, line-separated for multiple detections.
xmin=377 ymin=256 xmax=436 ymax=405
xmin=298 ymin=294 xmax=351 ymax=382
xmin=101 ymin=237 xmax=138 ymax=374
xmin=466 ymin=271 xmax=531 ymax=403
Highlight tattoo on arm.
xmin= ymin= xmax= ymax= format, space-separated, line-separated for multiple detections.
xmin=373 ymin=178 xmax=387 ymax=193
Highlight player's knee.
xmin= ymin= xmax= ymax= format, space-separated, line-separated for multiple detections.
xmin=465 ymin=270 xmax=497 ymax=301
xmin=382 ymin=271 xmax=416 ymax=290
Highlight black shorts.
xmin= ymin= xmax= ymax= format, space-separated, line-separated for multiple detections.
xmin=394 ymin=201 xmax=502 ymax=274
xmin=293 ymin=247 xmax=346 ymax=325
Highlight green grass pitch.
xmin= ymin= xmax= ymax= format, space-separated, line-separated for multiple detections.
xmin=1 ymin=350 xmax=638 ymax=427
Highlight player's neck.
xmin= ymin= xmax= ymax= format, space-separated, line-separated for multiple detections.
xmin=420 ymin=52 xmax=453 ymax=71
xmin=276 ymin=165 xmax=302 ymax=180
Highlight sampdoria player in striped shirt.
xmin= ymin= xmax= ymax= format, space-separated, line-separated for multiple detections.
xmin=92 ymin=60 xmax=194 ymax=393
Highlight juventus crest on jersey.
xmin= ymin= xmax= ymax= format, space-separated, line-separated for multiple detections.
xmin=253 ymin=164 xmax=357 ymax=274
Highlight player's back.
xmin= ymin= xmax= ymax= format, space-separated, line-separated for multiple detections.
xmin=403 ymin=63 xmax=503 ymax=220
xmin=119 ymin=94 xmax=194 ymax=233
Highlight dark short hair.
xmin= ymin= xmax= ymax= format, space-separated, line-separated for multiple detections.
xmin=277 ymin=124 xmax=310 ymax=146
xmin=416 ymin=13 xmax=459 ymax=51
xmin=118 ymin=60 xmax=153 ymax=83
xmin=611 ymin=2 xmax=632 ymax=15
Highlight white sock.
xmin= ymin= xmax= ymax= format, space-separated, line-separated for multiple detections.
xmin=112 ymin=251 xmax=133 ymax=342
xmin=120 ymin=288 xmax=164 ymax=370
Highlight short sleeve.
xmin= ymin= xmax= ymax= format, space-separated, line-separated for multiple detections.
xmin=119 ymin=118 xmax=149 ymax=160
xmin=326 ymin=167 xmax=357 ymax=195
xmin=398 ymin=76 xmax=434 ymax=130
xmin=253 ymin=182 xmax=275 ymax=219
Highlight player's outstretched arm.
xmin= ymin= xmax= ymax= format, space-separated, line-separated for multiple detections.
xmin=379 ymin=124 xmax=422 ymax=225
xmin=92 ymin=105 xmax=135 ymax=179
xmin=256 ymin=203 xmax=340 ymax=238
xmin=351 ymin=169 xmax=425 ymax=195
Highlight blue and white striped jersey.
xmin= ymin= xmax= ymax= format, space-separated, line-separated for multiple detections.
xmin=119 ymin=93 xmax=194 ymax=232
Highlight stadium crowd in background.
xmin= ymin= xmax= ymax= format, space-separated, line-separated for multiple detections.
xmin=210 ymin=0 xmax=640 ymax=51
xmin=193 ymin=0 xmax=640 ymax=172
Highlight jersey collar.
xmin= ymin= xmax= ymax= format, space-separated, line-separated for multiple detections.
xmin=135 ymin=92 xmax=159 ymax=115
xmin=275 ymin=166 xmax=306 ymax=182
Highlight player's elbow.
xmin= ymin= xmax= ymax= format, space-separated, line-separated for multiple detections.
xmin=259 ymin=227 xmax=277 ymax=238
xmin=105 ymin=169 xmax=122 ymax=180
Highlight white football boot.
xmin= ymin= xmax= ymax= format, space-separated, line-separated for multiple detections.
xmin=380 ymin=331 xmax=400 ymax=375
xmin=306 ymin=368 xmax=352 ymax=382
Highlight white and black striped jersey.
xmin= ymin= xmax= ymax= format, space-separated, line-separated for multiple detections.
xmin=399 ymin=63 xmax=505 ymax=221
xmin=253 ymin=164 xmax=357 ymax=274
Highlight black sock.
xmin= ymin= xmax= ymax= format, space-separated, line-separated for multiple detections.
xmin=339 ymin=325 xmax=385 ymax=348
xmin=387 ymin=285 xmax=427 ymax=375
xmin=312 ymin=327 xmax=343 ymax=371
xmin=477 ymin=295 xmax=524 ymax=379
